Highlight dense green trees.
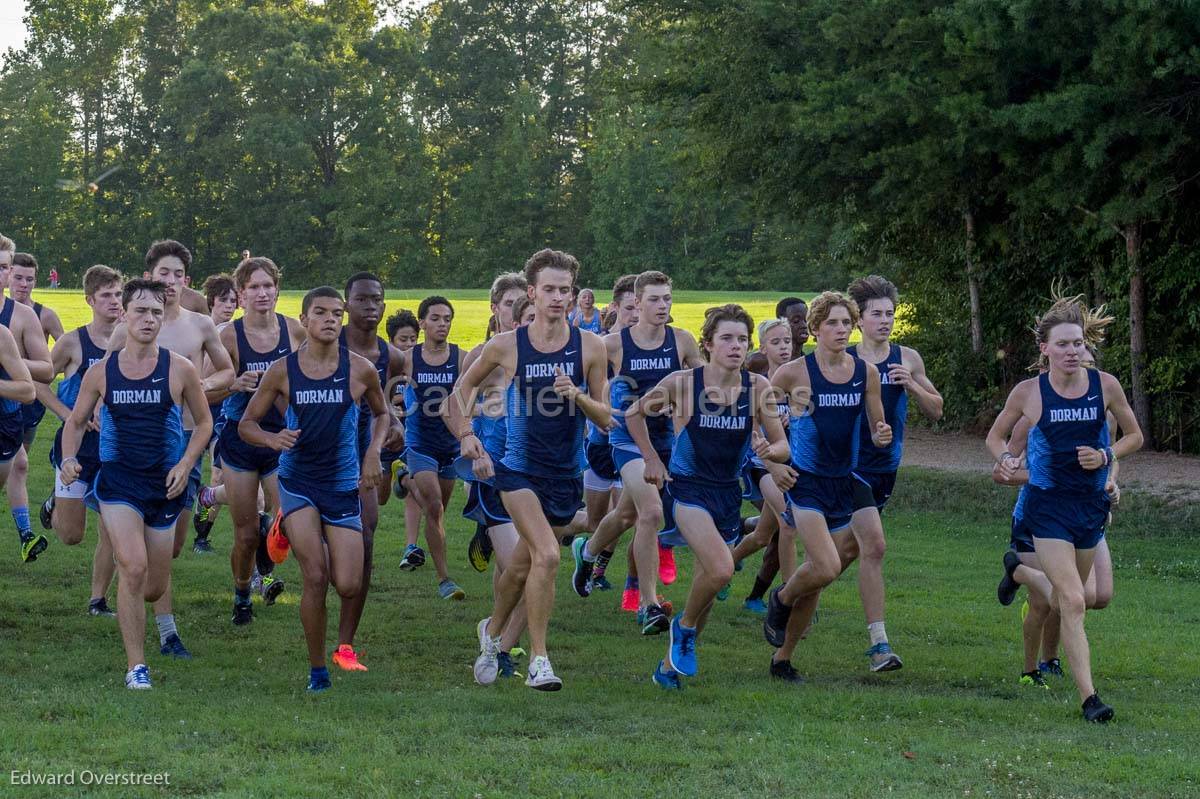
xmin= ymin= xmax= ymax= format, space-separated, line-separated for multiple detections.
xmin=1 ymin=0 xmax=1198 ymax=449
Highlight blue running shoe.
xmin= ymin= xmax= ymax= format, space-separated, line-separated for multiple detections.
xmin=667 ymin=616 xmax=698 ymax=677
xmin=763 ymin=587 xmax=791 ymax=648
xmin=159 ymin=633 xmax=193 ymax=659
xmin=743 ymin=597 xmax=767 ymax=615
xmin=307 ymin=673 xmax=332 ymax=692
xmin=571 ymin=536 xmax=594 ymax=598
xmin=592 ymin=574 xmax=612 ymax=591
xmin=866 ymin=642 xmax=903 ymax=672
xmin=125 ymin=664 xmax=152 ymax=690
xmin=652 ymin=660 xmax=683 ymax=690
xmin=1039 ymin=658 xmax=1064 ymax=677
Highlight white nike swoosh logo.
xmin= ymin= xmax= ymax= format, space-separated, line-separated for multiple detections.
xmin=662 ymin=347 xmax=673 ymax=352
xmin=152 ymin=377 xmax=165 ymax=383
xmin=278 ymin=348 xmax=288 ymax=354
xmin=333 ymin=377 xmax=345 ymax=383
xmin=852 ymin=381 xmax=863 ymax=387
xmin=565 ymin=350 xmax=577 ymax=355
xmin=1087 ymin=395 xmax=1098 ymax=401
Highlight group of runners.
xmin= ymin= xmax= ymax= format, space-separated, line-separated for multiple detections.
xmin=0 ymin=232 xmax=1140 ymax=721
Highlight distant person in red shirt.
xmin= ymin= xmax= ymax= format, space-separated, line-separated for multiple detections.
xmin=48 ymin=268 xmax=59 ymax=289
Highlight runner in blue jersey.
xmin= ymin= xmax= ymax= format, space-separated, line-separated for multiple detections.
xmin=569 ymin=287 xmax=604 ymax=333
xmin=988 ymin=293 xmax=1139 ymax=722
xmin=581 ymin=275 xmax=638 ymax=596
xmin=9 ymin=253 xmax=64 ymax=454
xmin=213 ymin=258 xmax=306 ymax=625
xmin=845 ymin=275 xmax=943 ymax=672
xmin=239 ymin=286 xmax=389 ymax=693
xmin=995 ymin=412 xmax=1118 ymax=688
xmin=399 ymin=295 xmax=466 ymax=599
xmin=378 ymin=308 xmax=418 ymax=509
xmin=0 ymin=246 xmax=53 ymax=564
xmin=104 ymin=240 xmax=236 ymax=659
xmin=333 ymin=272 xmax=405 ymax=673
xmin=60 ymin=279 xmax=212 ymax=690
xmin=0 ymin=324 xmax=35 ymax=559
xmin=460 ymin=273 xmax=527 ymax=570
xmin=741 ymin=297 xmax=809 ymax=613
xmin=190 ymin=272 xmax=240 ymax=553
xmin=730 ymin=318 xmax=802 ymax=609
xmin=38 ymin=266 xmax=123 ymax=616
xmin=446 ymin=248 xmax=611 ymax=691
xmin=8 ymin=255 xmax=65 ymax=553
xmin=456 ymin=275 xmax=534 ymax=678
xmin=762 ymin=292 xmax=893 ymax=683
xmin=571 ymin=270 xmax=704 ymax=637
xmin=627 ymin=304 xmax=789 ymax=688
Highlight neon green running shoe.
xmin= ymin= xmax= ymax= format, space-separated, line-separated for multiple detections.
xmin=1019 ymin=670 xmax=1049 ymax=689
xmin=20 ymin=532 xmax=48 ymax=563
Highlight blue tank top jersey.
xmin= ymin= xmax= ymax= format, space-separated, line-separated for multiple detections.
xmin=502 ymin=326 xmax=586 ymax=477
xmin=99 ymin=349 xmax=184 ymax=472
xmin=55 ymin=326 xmax=107 ymax=463
xmin=342 ymin=331 xmax=391 ymax=446
xmin=571 ymin=309 xmax=604 ymax=334
xmin=609 ymin=326 xmax=682 ymax=452
xmin=0 ymin=298 xmax=23 ymax=420
xmin=1012 ymin=485 xmax=1028 ymax=522
xmin=669 ymin=368 xmax=754 ymax=485
xmin=788 ymin=353 xmax=867 ymax=478
xmin=749 ymin=392 xmax=791 ymax=469
xmin=586 ymin=363 xmax=616 ymax=445
xmin=278 ymin=350 xmax=360 ymax=491
xmin=404 ymin=343 xmax=460 ymax=454
xmin=848 ymin=344 xmax=907 ymax=472
xmin=473 ymin=405 xmax=508 ymax=461
xmin=57 ymin=326 xmax=107 ymax=409
xmin=1026 ymin=370 xmax=1110 ymax=496
xmin=222 ymin=315 xmax=292 ymax=430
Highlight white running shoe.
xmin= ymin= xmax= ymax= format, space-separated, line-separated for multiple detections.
xmin=473 ymin=617 xmax=500 ymax=685
xmin=125 ymin=664 xmax=152 ymax=690
xmin=525 ymin=655 xmax=563 ymax=691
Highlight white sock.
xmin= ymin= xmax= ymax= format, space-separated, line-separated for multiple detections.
xmin=156 ymin=614 xmax=178 ymax=645
xmin=868 ymin=621 xmax=888 ymax=646
xmin=581 ymin=540 xmax=597 ymax=562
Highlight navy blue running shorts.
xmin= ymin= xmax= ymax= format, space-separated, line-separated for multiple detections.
xmin=278 ymin=476 xmax=363 ymax=533
xmin=404 ymin=446 xmax=458 ymax=480
xmin=219 ymin=422 xmax=281 ymax=476
xmin=1024 ymin=486 xmax=1108 ymax=550
xmin=89 ymin=462 xmax=186 ymax=531
xmin=659 ymin=476 xmax=743 ymax=547
xmin=492 ymin=462 xmax=582 ymax=528
xmin=784 ymin=470 xmax=856 ymax=533
xmin=851 ymin=470 xmax=897 ymax=513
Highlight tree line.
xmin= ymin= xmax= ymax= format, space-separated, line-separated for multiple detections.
xmin=1 ymin=0 xmax=1197 ymax=451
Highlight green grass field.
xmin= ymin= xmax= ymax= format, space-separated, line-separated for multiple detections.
xmin=2 ymin=428 xmax=1198 ymax=797
xmin=4 ymin=288 xmax=1194 ymax=796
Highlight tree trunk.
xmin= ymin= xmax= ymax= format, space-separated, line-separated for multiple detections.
xmin=1125 ymin=223 xmax=1154 ymax=447
xmin=963 ymin=208 xmax=984 ymax=355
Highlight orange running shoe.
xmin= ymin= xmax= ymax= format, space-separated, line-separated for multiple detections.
xmin=620 ymin=578 xmax=639 ymax=612
xmin=659 ymin=597 xmax=674 ymax=617
xmin=266 ymin=509 xmax=290 ymax=564
xmin=332 ymin=644 xmax=368 ymax=672
xmin=658 ymin=544 xmax=677 ymax=585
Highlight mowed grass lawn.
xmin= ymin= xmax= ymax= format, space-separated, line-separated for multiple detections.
xmin=3 ymin=288 xmax=1194 ymax=796
xmin=2 ymin=425 xmax=1198 ymax=799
